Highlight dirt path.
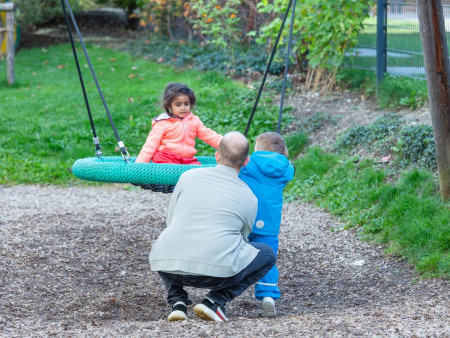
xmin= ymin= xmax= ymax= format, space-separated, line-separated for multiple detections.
xmin=1 ymin=185 xmax=448 ymax=336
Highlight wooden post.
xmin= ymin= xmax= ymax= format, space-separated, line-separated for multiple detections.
xmin=417 ymin=0 xmax=450 ymax=200
xmin=0 ymin=2 xmax=15 ymax=85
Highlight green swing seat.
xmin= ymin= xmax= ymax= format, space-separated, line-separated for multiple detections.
xmin=72 ymin=156 xmax=217 ymax=185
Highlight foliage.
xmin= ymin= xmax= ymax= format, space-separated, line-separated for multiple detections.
xmin=338 ymin=68 xmax=428 ymax=110
xmin=337 ymin=68 xmax=376 ymax=96
xmin=13 ymin=0 xmax=82 ymax=28
xmin=189 ymin=0 xmax=240 ymax=47
xmin=303 ymin=112 xmax=339 ymax=133
xmin=335 ymin=114 xmax=437 ymax=171
xmin=127 ymin=37 xmax=286 ymax=75
xmin=0 ymin=44 xmax=288 ymax=184
xmin=137 ymin=0 xmax=190 ymax=36
xmin=336 ymin=113 xmax=401 ymax=150
xmin=285 ymin=151 xmax=450 ymax=278
xmin=398 ymin=124 xmax=436 ymax=170
xmin=284 ymin=131 xmax=309 ymax=159
xmin=253 ymin=0 xmax=374 ymax=89
xmin=377 ymin=74 xmax=428 ymax=109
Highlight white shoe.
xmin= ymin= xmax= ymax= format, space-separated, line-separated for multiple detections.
xmin=193 ymin=298 xmax=228 ymax=322
xmin=168 ymin=301 xmax=188 ymax=321
xmin=262 ymin=297 xmax=276 ymax=317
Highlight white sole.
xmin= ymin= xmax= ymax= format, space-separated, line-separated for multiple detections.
xmin=193 ymin=304 xmax=227 ymax=322
xmin=262 ymin=300 xmax=276 ymax=317
xmin=168 ymin=310 xmax=187 ymax=322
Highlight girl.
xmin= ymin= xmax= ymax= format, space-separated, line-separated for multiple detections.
xmin=135 ymin=83 xmax=223 ymax=164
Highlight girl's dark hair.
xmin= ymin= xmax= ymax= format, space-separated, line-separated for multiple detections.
xmin=162 ymin=82 xmax=196 ymax=113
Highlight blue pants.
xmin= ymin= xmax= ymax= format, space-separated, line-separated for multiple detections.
xmin=158 ymin=242 xmax=276 ymax=307
xmin=248 ymin=233 xmax=280 ymax=300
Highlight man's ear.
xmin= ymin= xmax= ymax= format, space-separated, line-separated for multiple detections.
xmin=243 ymin=157 xmax=250 ymax=167
xmin=215 ymin=151 xmax=220 ymax=163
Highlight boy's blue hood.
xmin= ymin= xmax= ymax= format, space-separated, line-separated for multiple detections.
xmin=247 ymin=151 xmax=293 ymax=179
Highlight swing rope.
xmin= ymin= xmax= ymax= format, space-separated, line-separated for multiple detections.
xmin=244 ymin=0 xmax=294 ymax=137
xmin=65 ymin=0 xmax=296 ymax=191
xmin=60 ymin=0 xmax=102 ymax=158
xmin=277 ymin=0 xmax=297 ymax=134
xmin=61 ymin=0 xmax=129 ymax=161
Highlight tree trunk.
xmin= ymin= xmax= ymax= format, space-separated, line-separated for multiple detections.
xmin=0 ymin=2 xmax=15 ymax=85
xmin=417 ymin=0 xmax=450 ymax=200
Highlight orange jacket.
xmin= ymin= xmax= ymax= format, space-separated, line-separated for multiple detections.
xmin=135 ymin=112 xmax=223 ymax=163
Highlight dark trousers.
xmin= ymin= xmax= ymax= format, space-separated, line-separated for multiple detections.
xmin=158 ymin=242 xmax=276 ymax=307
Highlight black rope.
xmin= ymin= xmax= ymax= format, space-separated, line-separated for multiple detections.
xmin=62 ymin=0 xmax=129 ymax=161
xmin=244 ymin=0 xmax=293 ymax=137
xmin=277 ymin=0 xmax=297 ymax=134
xmin=60 ymin=0 xmax=102 ymax=158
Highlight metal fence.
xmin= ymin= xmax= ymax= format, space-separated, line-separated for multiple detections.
xmin=345 ymin=0 xmax=450 ymax=81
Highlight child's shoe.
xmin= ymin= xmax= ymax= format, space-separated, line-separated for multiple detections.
xmin=193 ymin=297 xmax=228 ymax=322
xmin=262 ymin=297 xmax=276 ymax=317
xmin=167 ymin=301 xmax=188 ymax=321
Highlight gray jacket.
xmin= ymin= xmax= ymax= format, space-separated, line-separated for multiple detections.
xmin=149 ymin=164 xmax=259 ymax=277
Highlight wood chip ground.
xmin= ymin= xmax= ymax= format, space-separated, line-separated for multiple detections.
xmin=1 ymin=185 xmax=448 ymax=336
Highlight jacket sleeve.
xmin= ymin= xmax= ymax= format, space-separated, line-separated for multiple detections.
xmin=135 ymin=122 xmax=165 ymax=163
xmin=196 ymin=118 xmax=223 ymax=149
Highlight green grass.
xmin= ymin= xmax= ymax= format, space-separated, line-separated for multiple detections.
xmin=338 ymin=68 xmax=428 ymax=109
xmin=285 ymin=149 xmax=450 ymax=278
xmin=2 ymin=42 xmax=448 ymax=279
xmin=0 ymin=44 xmax=285 ymax=184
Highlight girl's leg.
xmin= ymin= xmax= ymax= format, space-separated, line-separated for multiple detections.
xmin=152 ymin=150 xmax=201 ymax=165
xmin=152 ymin=151 xmax=182 ymax=164
xmin=248 ymin=233 xmax=281 ymax=300
xmin=181 ymin=156 xmax=201 ymax=165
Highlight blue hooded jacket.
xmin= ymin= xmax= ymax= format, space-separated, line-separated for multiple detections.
xmin=239 ymin=151 xmax=295 ymax=236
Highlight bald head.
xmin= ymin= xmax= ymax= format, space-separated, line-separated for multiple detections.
xmin=217 ymin=132 xmax=249 ymax=170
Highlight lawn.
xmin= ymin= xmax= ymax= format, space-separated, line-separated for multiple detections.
xmin=0 ymin=44 xmax=283 ymax=184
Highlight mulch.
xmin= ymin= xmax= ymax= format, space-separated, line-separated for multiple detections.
xmin=0 ymin=185 xmax=449 ymax=336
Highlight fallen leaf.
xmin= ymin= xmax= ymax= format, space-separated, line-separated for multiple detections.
xmin=111 ymin=67 xmax=116 ymax=72
xmin=110 ymin=58 xmax=116 ymax=63
xmin=128 ymin=73 xmax=135 ymax=79
xmin=381 ymin=155 xmax=391 ymax=163
xmin=157 ymin=57 xmax=164 ymax=63
xmin=57 ymin=65 xmax=65 ymax=69
xmin=128 ymin=97 xmax=134 ymax=103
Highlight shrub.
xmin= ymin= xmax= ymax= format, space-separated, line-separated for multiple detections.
xmin=14 ymin=0 xmax=82 ymax=28
xmin=336 ymin=113 xmax=401 ymax=150
xmin=378 ymin=75 xmax=428 ymax=109
xmin=127 ymin=37 xmax=285 ymax=75
xmin=336 ymin=125 xmax=371 ymax=149
xmin=398 ymin=124 xmax=437 ymax=170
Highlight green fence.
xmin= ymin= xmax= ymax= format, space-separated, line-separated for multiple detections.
xmin=345 ymin=0 xmax=450 ymax=80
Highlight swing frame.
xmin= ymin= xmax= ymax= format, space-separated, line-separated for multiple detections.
xmin=62 ymin=0 xmax=296 ymax=191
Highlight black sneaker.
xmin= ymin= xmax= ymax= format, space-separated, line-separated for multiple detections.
xmin=193 ymin=297 xmax=228 ymax=322
xmin=167 ymin=301 xmax=188 ymax=322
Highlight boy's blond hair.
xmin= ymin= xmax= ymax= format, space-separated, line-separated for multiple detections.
xmin=255 ymin=132 xmax=289 ymax=157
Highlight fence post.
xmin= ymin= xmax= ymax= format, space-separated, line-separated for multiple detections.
xmin=376 ymin=0 xmax=387 ymax=86
xmin=0 ymin=2 xmax=16 ymax=85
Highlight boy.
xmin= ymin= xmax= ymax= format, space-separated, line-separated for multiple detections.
xmin=239 ymin=132 xmax=295 ymax=317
